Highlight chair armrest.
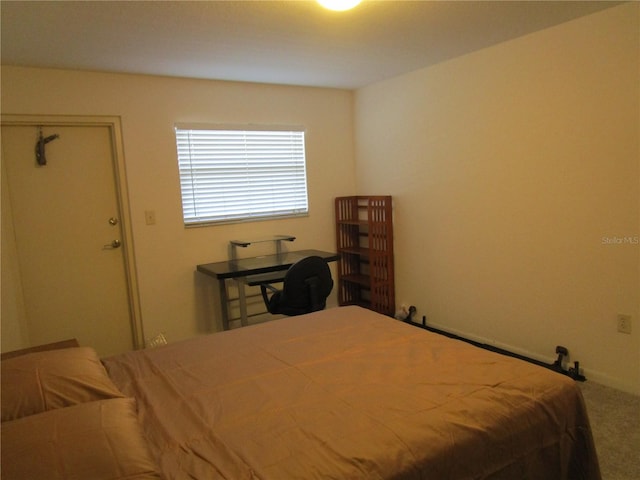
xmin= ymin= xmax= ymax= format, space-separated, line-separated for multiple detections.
xmin=261 ymin=283 xmax=279 ymax=293
xmin=260 ymin=283 xmax=277 ymax=310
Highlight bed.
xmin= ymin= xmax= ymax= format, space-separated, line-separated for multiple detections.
xmin=1 ymin=306 xmax=600 ymax=479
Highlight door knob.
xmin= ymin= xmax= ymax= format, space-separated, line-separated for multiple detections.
xmin=103 ymin=239 xmax=122 ymax=249
xmin=108 ymin=217 xmax=119 ymax=226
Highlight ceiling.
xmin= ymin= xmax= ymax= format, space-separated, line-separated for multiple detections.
xmin=1 ymin=0 xmax=620 ymax=90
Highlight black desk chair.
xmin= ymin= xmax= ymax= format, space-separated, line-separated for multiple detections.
xmin=260 ymin=256 xmax=333 ymax=316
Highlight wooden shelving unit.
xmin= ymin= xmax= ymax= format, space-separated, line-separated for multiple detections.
xmin=334 ymin=196 xmax=395 ymax=316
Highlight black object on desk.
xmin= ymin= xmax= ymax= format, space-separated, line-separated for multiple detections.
xmin=197 ymin=249 xmax=339 ymax=330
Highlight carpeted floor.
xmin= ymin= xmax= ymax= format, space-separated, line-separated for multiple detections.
xmin=579 ymin=381 xmax=640 ymax=480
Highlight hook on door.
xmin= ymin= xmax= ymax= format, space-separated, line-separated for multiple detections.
xmin=35 ymin=127 xmax=60 ymax=166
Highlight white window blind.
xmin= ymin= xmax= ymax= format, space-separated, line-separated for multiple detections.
xmin=175 ymin=126 xmax=309 ymax=226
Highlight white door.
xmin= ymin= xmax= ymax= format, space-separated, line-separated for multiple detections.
xmin=1 ymin=124 xmax=134 ymax=356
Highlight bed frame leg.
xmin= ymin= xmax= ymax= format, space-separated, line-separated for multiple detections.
xmin=552 ymin=345 xmax=568 ymax=372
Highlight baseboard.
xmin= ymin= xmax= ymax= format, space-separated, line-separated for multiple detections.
xmin=420 ymin=319 xmax=556 ymax=364
xmin=420 ymin=320 xmax=640 ymax=395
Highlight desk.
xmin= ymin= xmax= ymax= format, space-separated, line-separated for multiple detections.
xmin=197 ymin=249 xmax=339 ymax=330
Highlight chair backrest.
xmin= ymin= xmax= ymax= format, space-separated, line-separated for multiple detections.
xmin=278 ymin=256 xmax=333 ymax=315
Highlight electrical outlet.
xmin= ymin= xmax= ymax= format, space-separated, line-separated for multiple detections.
xmin=147 ymin=333 xmax=167 ymax=348
xmin=617 ymin=314 xmax=632 ymax=334
xmin=144 ymin=210 xmax=156 ymax=225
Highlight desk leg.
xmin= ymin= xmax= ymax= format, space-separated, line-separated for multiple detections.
xmin=218 ymin=279 xmax=230 ymax=331
xmin=237 ymin=279 xmax=249 ymax=327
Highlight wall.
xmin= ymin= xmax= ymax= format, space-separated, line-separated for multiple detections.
xmin=355 ymin=3 xmax=639 ymax=393
xmin=1 ymin=159 xmax=29 ymax=351
xmin=1 ymin=68 xmax=356 ymax=347
xmin=2 ymin=4 xmax=637 ymax=394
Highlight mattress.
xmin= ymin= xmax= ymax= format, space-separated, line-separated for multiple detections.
xmin=103 ymin=305 xmax=600 ymax=479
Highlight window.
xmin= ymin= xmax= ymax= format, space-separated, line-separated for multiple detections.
xmin=175 ymin=125 xmax=309 ymax=226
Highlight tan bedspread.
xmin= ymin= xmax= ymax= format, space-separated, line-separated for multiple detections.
xmin=103 ymin=306 xmax=600 ymax=479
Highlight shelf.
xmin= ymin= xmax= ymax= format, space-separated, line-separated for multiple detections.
xmin=335 ymin=196 xmax=394 ymax=317
xmin=230 ymin=235 xmax=296 ymax=248
xmin=229 ymin=235 xmax=296 ymax=262
xmin=341 ymin=274 xmax=370 ymax=287
xmin=338 ymin=246 xmax=369 ymax=256
xmin=338 ymin=299 xmax=371 ymax=309
xmin=337 ymin=220 xmax=368 ymax=226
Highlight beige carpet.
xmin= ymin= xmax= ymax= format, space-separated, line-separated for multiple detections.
xmin=579 ymin=381 xmax=640 ymax=480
